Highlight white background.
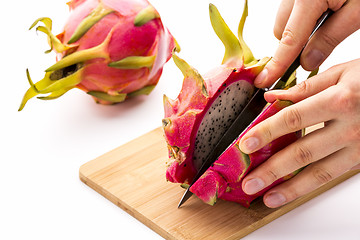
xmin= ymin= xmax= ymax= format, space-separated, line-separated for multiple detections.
xmin=2 ymin=0 xmax=360 ymax=239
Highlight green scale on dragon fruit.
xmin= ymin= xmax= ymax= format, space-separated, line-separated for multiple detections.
xmin=19 ymin=0 xmax=179 ymax=111
xmin=162 ymin=1 xmax=313 ymax=208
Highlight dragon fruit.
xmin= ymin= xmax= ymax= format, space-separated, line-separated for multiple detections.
xmin=189 ymin=100 xmax=301 ymax=207
xmin=19 ymin=0 xmax=178 ymax=111
xmin=162 ymin=2 xmax=301 ymax=207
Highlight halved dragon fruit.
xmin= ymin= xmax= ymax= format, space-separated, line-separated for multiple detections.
xmin=19 ymin=0 xmax=178 ymax=111
xmin=162 ymin=2 xmax=301 ymax=207
xmin=190 ymin=100 xmax=301 ymax=207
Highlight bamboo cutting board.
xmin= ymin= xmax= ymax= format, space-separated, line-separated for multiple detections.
xmin=79 ymin=127 xmax=359 ymax=240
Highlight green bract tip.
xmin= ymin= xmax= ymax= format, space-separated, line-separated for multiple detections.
xmin=172 ymin=53 xmax=208 ymax=97
xmin=108 ymin=55 xmax=156 ymax=69
xmin=18 ymin=68 xmax=83 ymax=111
xmin=209 ymin=4 xmax=242 ymax=65
xmin=68 ymin=3 xmax=114 ymax=44
xmin=127 ymin=85 xmax=156 ymax=97
xmin=30 ymin=17 xmax=73 ymax=53
xmin=134 ymin=5 xmax=160 ymax=27
xmin=238 ymin=0 xmax=255 ymax=65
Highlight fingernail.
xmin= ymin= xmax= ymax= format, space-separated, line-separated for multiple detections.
xmin=241 ymin=137 xmax=259 ymax=153
xmin=243 ymin=178 xmax=265 ymax=195
xmin=265 ymin=192 xmax=286 ymax=208
xmin=254 ymin=68 xmax=268 ymax=86
xmin=304 ymin=49 xmax=324 ymax=70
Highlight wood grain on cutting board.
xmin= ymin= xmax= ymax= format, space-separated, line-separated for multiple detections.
xmin=79 ymin=127 xmax=359 ymax=240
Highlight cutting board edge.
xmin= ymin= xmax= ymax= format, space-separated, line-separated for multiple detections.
xmin=79 ymin=168 xmax=359 ymax=240
xmin=78 ymin=125 xmax=360 ymax=240
xmin=224 ymin=169 xmax=360 ymax=240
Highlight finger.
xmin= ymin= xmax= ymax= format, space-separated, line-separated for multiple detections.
xmin=262 ymin=147 xmax=357 ymax=208
xmin=264 ymin=63 xmax=343 ymax=103
xmin=239 ymin=85 xmax=339 ymax=154
xmin=274 ymin=0 xmax=295 ymax=40
xmin=352 ymin=164 xmax=360 ymax=170
xmin=301 ymin=0 xmax=360 ymax=70
xmin=255 ymin=0 xmax=347 ymax=88
xmin=242 ymin=121 xmax=344 ymax=195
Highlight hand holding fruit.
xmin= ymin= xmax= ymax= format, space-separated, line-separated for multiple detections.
xmin=240 ymin=0 xmax=360 ymax=208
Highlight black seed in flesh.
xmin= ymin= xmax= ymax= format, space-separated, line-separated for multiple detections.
xmin=193 ymin=80 xmax=253 ymax=170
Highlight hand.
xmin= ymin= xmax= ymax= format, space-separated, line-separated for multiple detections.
xmin=239 ymin=59 xmax=360 ymax=208
xmin=255 ymin=0 xmax=360 ymax=88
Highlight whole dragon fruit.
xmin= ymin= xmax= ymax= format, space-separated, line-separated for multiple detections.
xmin=19 ymin=0 xmax=178 ymax=111
xmin=162 ymin=2 xmax=301 ymax=207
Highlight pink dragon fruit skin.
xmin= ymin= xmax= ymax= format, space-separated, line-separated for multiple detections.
xmin=163 ymin=57 xmax=267 ymax=184
xmin=190 ymin=100 xmax=301 ymax=207
xmin=162 ymin=2 xmax=301 ymax=208
xmin=19 ymin=0 xmax=177 ymax=110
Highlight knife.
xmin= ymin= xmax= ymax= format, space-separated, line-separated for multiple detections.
xmin=178 ymin=9 xmax=333 ymax=208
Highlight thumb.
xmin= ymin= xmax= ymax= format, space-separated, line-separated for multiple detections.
xmin=301 ymin=1 xmax=360 ymax=70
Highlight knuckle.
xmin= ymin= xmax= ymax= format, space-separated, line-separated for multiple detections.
xmin=320 ymin=31 xmax=341 ymax=49
xmin=259 ymin=122 xmax=273 ymax=143
xmin=312 ymin=166 xmax=333 ymax=185
xmin=283 ymin=107 xmax=303 ymax=131
xmin=331 ymin=88 xmax=357 ymax=114
xmin=293 ymin=144 xmax=313 ymax=167
xmin=293 ymin=79 xmax=312 ymax=94
xmin=281 ymin=28 xmax=298 ymax=47
xmin=265 ymin=168 xmax=279 ymax=183
xmin=269 ymin=57 xmax=288 ymax=72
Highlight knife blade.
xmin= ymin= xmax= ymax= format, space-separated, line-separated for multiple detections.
xmin=178 ymin=9 xmax=333 ymax=208
xmin=178 ymin=88 xmax=267 ymax=207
